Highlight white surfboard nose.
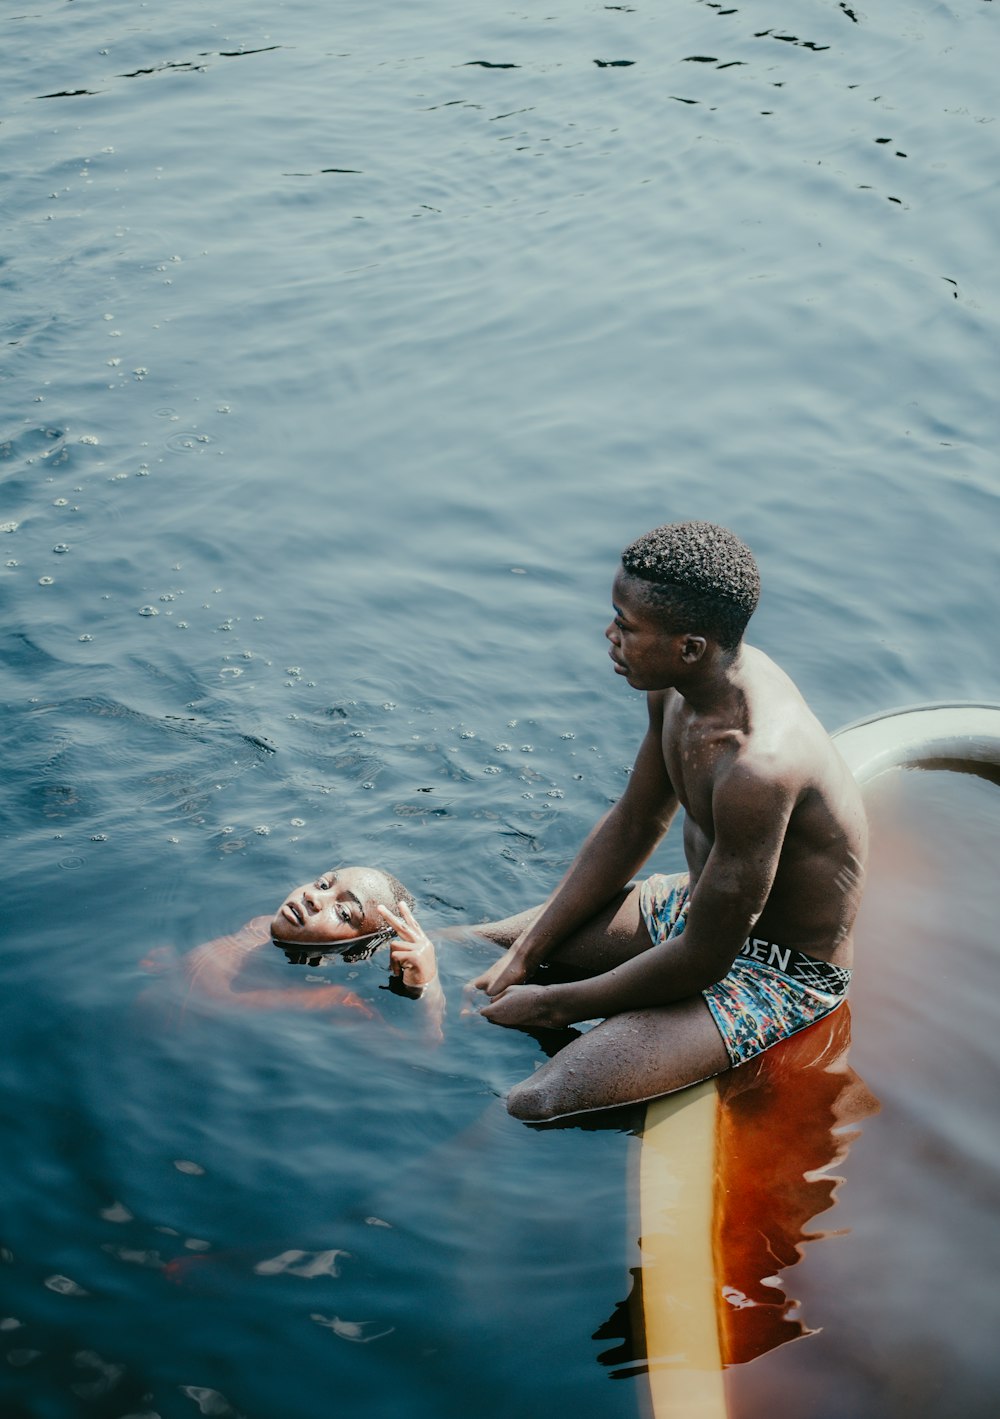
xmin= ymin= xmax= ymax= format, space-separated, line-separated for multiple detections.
xmin=833 ymin=701 xmax=1000 ymax=782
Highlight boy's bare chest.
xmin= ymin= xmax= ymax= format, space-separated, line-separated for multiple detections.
xmin=661 ymin=716 xmax=730 ymax=828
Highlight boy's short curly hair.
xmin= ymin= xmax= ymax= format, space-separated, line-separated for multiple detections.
xmin=620 ymin=521 xmax=760 ymax=651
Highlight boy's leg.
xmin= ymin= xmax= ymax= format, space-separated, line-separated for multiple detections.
xmin=474 ymin=884 xmax=654 ymax=973
xmin=506 ymin=995 xmax=731 ymax=1121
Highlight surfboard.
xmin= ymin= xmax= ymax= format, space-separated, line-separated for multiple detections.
xmin=639 ymin=701 xmax=1000 ymax=1418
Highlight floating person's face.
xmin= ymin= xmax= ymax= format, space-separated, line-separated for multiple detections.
xmin=270 ymin=865 xmax=393 ymax=946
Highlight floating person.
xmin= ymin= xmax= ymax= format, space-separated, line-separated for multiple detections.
xmin=155 ymin=866 xmax=446 ymax=1037
xmin=471 ymin=520 xmax=869 ymax=1122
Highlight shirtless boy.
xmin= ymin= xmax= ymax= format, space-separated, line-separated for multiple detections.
xmin=472 ymin=520 xmax=868 ymax=1122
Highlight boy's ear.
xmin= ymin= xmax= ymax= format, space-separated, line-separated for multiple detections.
xmin=680 ymin=634 xmax=707 ymax=663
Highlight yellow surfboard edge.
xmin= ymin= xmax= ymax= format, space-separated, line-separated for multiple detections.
xmin=639 ymin=701 xmax=1000 ymax=1419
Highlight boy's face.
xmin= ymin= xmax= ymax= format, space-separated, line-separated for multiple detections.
xmin=270 ymin=865 xmax=390 ymax=945
xmin=605 ymin=568 xmax=699 ymax=693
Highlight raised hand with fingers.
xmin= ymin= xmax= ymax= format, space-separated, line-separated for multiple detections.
xmin=378 ymin=901 xmax=438 ymax=992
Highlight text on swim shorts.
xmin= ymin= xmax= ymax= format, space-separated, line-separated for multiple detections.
xmin=739 ymin=938 xmax=792 ymax=972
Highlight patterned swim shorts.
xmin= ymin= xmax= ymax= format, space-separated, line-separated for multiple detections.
xmin=638 ymin=871 xmax=852 ymax=1068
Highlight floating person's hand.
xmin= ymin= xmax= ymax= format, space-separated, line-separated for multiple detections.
xmin=378 ymin=901 xmax=438 ymax=993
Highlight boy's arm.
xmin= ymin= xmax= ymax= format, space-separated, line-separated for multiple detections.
xmin=474 ymin=692 xmax=679 ymax=997
xmin=483 ymin=761 xmax=795 ymax=1028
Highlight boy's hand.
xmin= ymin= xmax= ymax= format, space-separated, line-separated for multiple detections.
xmin=480 ymin=983 xmax=567 ymax=1031
xmin=378 ymin=902 xmax=437 ymax=990
xmin=472 ymin=945 xmax=528 ymax=998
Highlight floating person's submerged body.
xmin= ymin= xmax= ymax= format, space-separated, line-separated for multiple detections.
xmin=469 ymin=521 xmax=869 ymax=1122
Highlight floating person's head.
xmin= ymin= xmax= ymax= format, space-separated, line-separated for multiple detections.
xmin=608 ymin=521 xmax=761 ymax=691
xmin=270 ymin=865 xmax=415 ymax=962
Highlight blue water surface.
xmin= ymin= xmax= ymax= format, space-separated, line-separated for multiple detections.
xmin=2 ymin=0 xmax=998 ymax=1416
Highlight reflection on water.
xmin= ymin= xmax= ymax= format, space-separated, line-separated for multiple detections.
xmin=595 ymin=1007 xmax=879 ymax=1379
xmin=713 ymin=1006 xmax=879 ymax=1366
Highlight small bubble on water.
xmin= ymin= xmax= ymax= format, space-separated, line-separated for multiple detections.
xmin=361 ymin=781 xmax=374 ymax=790
xmin=495 ymin=743 xmax=511 ymax=752
xmin=109 ymin=472 xmax=128 ymax=481
xmin=7 ymin=1349 xmax=42 ymax=1368
xmin=173 ymin=1159 xmax=205 ymax=1176
xmin=44 ymin=1275 xmax=88 ymax=1296
xmin=6 ymin=560 xmax=19 ymax=568
xmin=159 ymin=593 xmax=175 ymax=602
xmin=290 ymin=818 xmax=306 ymax=827
xmin=53 ymin=543 xmax=70 ymax=553
xmin=39 ymin=576 xmax=54 ymax=586
xmin=176 ymin=620 xmax=189 ymax=629
xmin=107 ymin=358 xmax=121 ymax=367
xmin=79 ymin=634 xmax=93 ymax=642
xmin=91 ymin=834 xmax=107 ymax=842
xmin=560 ymin=732 xmax=576 ymax=740
xmin=254 ymin=825 xmax=270 ymax=836
xmin=520 ymin=745 xmax=534 ymax=753
xmin=1 ymin=521 xmax=19 ymax=534
xmin=217 ymin=405 xmax=231 ymax=413
xmin=484 ymin=765 xmax=501 ymax=774
xmin=78 ymin=435 xmax=99 ymax=445
xmin=53 ymin=498 xmax=68 ymax=506
xmin=167 ymin=836 xmax=180 ymax=844
xmin=138 ymin=606 xmax=158 ymax=617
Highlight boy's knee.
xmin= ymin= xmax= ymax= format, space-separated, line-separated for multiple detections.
xmin=506 ymin=1073 xmax=559 ymax=1122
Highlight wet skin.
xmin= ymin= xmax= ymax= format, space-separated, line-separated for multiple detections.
xmin=270 ymin=866 xmax=393 ymax=946
xmin=472 ymin=567 xmax=868 ymax=1113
